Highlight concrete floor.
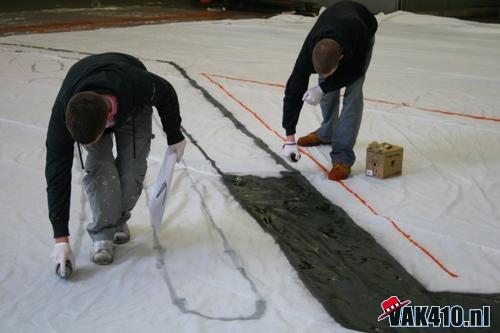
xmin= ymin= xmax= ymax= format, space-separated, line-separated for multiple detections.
xmin=0 ymin=6 xmax=270 ymax=36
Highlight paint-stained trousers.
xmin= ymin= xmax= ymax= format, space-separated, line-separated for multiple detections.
xmin=83 ymin=106 xmax=152 ymax=241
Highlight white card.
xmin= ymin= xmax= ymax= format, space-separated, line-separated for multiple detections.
xmin=149 ymin=147 xmax=177 ymax=233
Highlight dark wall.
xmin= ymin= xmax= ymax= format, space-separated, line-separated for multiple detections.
xmin=317 ymin=0 xmax=398 ymax=13
xmin=403 ymin=0 xmax=500 ymax=11
xmin=0 ymin=0 xmax=190 ymax=12
xmin=2 ymin=0 xmax=500 ymax=14
xmin=316 ymin=0 xmax=500 ymax=14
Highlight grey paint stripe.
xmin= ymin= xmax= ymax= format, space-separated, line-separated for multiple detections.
xmin=149 ymin=116 xmax=266 ymax=321
xmin=147 ymin=60 xmax=296 ymax=173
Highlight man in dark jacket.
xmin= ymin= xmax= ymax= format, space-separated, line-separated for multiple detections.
xmin=47 ymin=53 xmax=186 ymax=276
xmin=281 ymin=1 xmax=377 ymax=180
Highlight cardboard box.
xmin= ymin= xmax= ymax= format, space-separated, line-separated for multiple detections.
xmin=365 ymin=142 xmax=403 ymax=179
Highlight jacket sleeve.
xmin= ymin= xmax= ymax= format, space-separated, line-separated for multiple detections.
xmin=45 ymin=104 xmax=75 ymax=238
xmin=130 ymin=68 xmax=184 ymax=145
xmin=282 ymin=42 xmax=313 ymax=136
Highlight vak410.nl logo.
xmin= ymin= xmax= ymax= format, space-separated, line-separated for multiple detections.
xmin=377 ymin=296 xmax=491 ymax=328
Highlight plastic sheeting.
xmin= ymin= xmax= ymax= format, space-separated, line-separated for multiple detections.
xmin=0 ymin=10 xmax=499 ymax=333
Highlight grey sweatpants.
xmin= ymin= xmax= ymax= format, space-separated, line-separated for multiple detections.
xmin=83 ymin=106 xmax=152 ymax=241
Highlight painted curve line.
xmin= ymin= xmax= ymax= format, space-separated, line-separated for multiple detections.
xmin=148 ymin=117 xmax=266 ymax=321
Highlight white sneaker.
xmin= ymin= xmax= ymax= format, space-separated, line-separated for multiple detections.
xmin=90 ymin=240 xmax=114 ymax=265
xmin=113 ymin=223 xmax=130 ymax=244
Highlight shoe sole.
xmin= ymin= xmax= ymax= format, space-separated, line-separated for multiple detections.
xmin=328 ymin=175 xmax=350 ymax=181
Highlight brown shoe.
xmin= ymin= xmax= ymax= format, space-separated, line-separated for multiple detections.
xmin=328 ymin=162 xmax=351 ymax=181
xmin=297 ymin=132 xmax=331 ymax=147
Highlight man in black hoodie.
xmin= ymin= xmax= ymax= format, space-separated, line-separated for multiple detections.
xmin=281 ymin=1 xmax=377 ymax=180
xmin=47 ymin=53 xmax=186 ymax=276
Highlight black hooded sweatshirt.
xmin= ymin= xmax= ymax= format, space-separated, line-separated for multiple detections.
xmin=45 ymin=52 xmax=184 ymax=238
xmin=282 ymin=1 xmax=378 ymax=135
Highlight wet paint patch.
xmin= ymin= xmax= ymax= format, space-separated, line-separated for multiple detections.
xmin=223 ymin=173 xmax=500 ymax=332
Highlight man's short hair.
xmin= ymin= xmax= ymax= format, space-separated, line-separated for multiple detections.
xmin=312 ymin=39 xmax=343 ymax=76
xmin=65 ymin=91 xmax=108 ymax=144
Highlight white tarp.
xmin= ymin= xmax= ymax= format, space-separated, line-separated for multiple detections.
xmin=0 ymin=10 xmax=499 ymax=333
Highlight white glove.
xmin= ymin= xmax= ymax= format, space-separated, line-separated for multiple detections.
xmin=282 ymin=141 xmax=301 ymax=162
xmin=169 ymin=138 xmax=187 ymax=162
xmin=51 ymin=242 xmax=75 ymax=279
xmin=302 ymin=85 xmax=324 ymax=106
